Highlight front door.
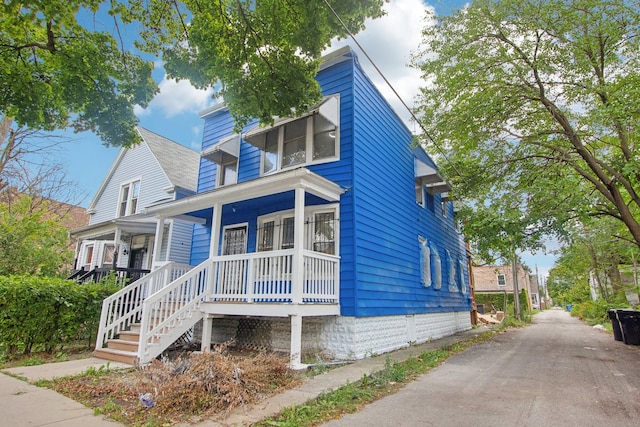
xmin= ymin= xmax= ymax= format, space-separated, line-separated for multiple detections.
xmin=128 ymin=249 xmax=145 ymax=281
xmin=221 ymin=224 xmax=248 ymax=296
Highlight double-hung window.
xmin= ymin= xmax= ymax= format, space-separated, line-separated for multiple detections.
xmin=119 ymin=180 xmax=140 ymax=217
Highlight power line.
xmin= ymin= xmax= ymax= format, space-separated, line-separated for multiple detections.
xmin=321 ymin=0 xmax=465 ymax=180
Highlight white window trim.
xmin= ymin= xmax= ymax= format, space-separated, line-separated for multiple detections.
xmin=117 ymin=177 xmax=142 ymax=218
xmin=256 ymin=204 xmax=339 ymax=255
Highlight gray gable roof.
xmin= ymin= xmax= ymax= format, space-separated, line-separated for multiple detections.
xmin=136 ymin=127 xmax=199 ymax=193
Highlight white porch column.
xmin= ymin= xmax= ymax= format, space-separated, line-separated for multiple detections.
xmin=290 ymin=314 xmax=304 ymax=369
xmin=201 ymin=315 xmax=213 ymax=353
xmin=292 ymin=186 xmax=305 ymax=304
xmin=207 ymin=205 xmax=221 ymax=298
xmin=209 ymin=204 xmax=221 ymax=258
xmin=152 ymin=216 xmax=165 ymax=268
xmin=113 ymin=228 xmax=122 ymax=268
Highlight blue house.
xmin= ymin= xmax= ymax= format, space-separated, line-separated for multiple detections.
xmin=93 ymin=47 xmax=472 ymax=367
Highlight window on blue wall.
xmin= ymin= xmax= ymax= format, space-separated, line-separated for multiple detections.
xmin=441 ymin=200 xmax=447 ymax=217
xmin=429 ymin=242 xmax=442 ymax=290
xmin=458 ymin=257 xmax=467 ymax=294
xmin=244 ymin=95 xmax=340 ymax=175
xmin=447 ymin=250 xmax=458 ymax=292
xmin=217 ymin=159 xmax=238 ymax=186
xmin=426 ymin=192 xmax=435 ymax=212
xmin=418 ymin=237 xmax=431 ymax=287
xmin=416 ymin=184 xmax=424 ymax=207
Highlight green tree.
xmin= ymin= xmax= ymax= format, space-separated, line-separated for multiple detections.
xmin=414 ymin=0 xmax=640 ymax=252
xmin=1 ymin=1 xmax=385 ymax=146
xmin=0 ymin=193 xmax=72 ymax=276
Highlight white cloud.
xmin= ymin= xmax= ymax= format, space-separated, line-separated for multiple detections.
xmin=140 ymin=75 xmax=215 ymax=118
xmin=325 ymin=0 xmax=434 ymax=130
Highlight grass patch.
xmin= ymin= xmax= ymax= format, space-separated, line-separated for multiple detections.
xmin=253 ymin=330 xmax=499 ymax=427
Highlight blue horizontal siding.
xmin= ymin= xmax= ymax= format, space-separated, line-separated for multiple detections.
xmin=188 ymin=52 xmax=470 ymax=318
xmin=350 ymin=59 xmax=471 ymax=317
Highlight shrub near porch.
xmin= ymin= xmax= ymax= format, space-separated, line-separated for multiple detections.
xmin=0 ymin=275 xmax=119 ymax=359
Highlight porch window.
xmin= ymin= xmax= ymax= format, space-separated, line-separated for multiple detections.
xmin=257 ymin=206 xmax=338 ymax=254
xmin=102 ymin=244 xmax=115 ymax=266
xmin=83 ymin=245 xmax=94 ymax=270
xmin=310 ymin=212 xmax=336 ymax=255
xmin=244 ymin=95 xmax=340 ymax=175
xmin=119 ymin=180 xmax=140 ymax=217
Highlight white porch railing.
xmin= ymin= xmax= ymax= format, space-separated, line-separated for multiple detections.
xmin=138 ymin=258 xmax=211 ymax=363
xmin=95 ymin=262 xmax=193 ymax=351
xmin=209 ymin=249 xmax=340 ymax=303
xmin=137 ymin=250 xmax=339 ymax=363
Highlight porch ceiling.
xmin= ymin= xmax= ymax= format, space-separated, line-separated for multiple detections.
xmin=143 ymin=168 xmax=345 ymax=219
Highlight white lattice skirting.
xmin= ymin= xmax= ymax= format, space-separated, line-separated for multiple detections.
xmin=207 ymin=311 xmax=471 ymax=361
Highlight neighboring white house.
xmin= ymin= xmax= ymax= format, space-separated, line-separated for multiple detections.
xmin=70 ymin=127 xmax=201 ymax=280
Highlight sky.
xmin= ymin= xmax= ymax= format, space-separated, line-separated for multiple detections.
xmin=46 ymin=0 xmax=556 ymax=280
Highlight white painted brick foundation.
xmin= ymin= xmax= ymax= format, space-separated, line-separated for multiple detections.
xmin=206 ymin=311 xmax=471 ymax=361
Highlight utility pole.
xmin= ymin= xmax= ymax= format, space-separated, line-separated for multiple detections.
xmin=512 ymin=248 xmax=521 ymax=321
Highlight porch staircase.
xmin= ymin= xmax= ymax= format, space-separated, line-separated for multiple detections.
xmin=93 ymin=261 xmax=206 ymax=365
xmin=93 ymin=323 xmax=143 ymax=365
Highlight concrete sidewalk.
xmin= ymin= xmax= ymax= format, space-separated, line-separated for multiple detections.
xmin=0 ymin=326 xmax=492 ymax=427
xmin=1 ymin=359 xmax=129 ymax=426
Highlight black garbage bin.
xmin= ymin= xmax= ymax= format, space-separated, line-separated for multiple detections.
xmin=608 ymin=309 xmax=623 ymax=341
xmin=617 ymin=310 xmax=640 ymax=345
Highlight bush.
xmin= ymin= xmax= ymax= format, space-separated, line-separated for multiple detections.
xmin=571 ymin=299 xmax=629 ymax=325
xmin=476 ymin=290 xmax=530 ymax=314
xmin=0 ymin=275 xmax=119 ymax=358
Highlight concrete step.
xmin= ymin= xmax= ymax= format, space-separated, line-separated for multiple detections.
xmin=93 ymin=348 xmax=137 ymax=365
xmin=106 ymin=339 xmax=138 ymax=352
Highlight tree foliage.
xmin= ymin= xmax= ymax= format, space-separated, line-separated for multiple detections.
xmin=414 ymin=0 xmax=640 ymax=256
xmin=1 ymin=1 xmax=157 ymax=147
xmin=1 ymin=1 xmax=385 ymax=146
xmin=0 ymin=193 xmax=73 ymax=277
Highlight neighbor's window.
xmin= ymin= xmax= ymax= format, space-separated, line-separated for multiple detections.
xmin=119 ymin=180 xmax=140 ymax=217
xmin=102 ymin=244 xmax=115 ymax=266
xmin=83 ymin=245 xmax=94 ymax=270
xmin=497 ymin=273 xmax=506 ymax=287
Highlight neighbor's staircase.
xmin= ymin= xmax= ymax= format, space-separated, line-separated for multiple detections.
xmin=93 ymin=261 xmax=209 ymax=365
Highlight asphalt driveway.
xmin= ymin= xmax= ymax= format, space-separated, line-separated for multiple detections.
xmin=321 ymin=308 xmax=640 ymax=427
